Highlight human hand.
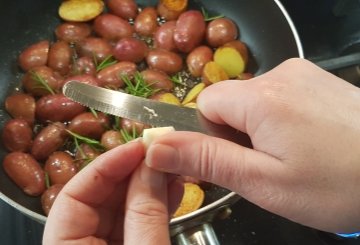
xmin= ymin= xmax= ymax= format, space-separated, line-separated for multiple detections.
xmin=43 ymin=141 xmax=183 ymax=245
xmin=145 ymin=58 xmax=360 ymax=233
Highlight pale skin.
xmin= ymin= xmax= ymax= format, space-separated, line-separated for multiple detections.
xmin=44 ymin=58 xmax=360 ymax=244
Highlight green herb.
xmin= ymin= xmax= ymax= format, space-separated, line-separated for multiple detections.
xmin=96 ymin=55 xmax=118 ymax=72
xmin=114 ymin=116 xmax=121 ymax=130
xmin=201 ymin=7 xmax=224 ymax=21
xmin=122 ymin=72 xmax=159 ymax=98
xmin=171 ymin=73 xmax=187 ymax=86
xmin=66 ymin=129 xmax=104 ymax=151
xmin=120 ymin=127 xmax=140 ymax=143
xmin=45 ymin=172 xmax=51 ymax=189
xmin=89 ymin=108 xmax=98 ymax=118
xmin=30 ymin=71 xmax=56 ymax=95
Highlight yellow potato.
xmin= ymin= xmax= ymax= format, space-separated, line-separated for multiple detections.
xmin=182 ymin=82 xmax=205 ymax=105
xmin=202 ymin=61 xmax=229 ymax=85
xmin=59 ymin=0 xmax=105 ymax=22
xmin=173 ymin=182 xmax=205 ymax=218
xmin=151 ymin=92 xmax=181 ymax=105
xmin=214 ymin=46 xmax=245 ymax=78
xmin=183 ymin=102 xmax=197 ymax=108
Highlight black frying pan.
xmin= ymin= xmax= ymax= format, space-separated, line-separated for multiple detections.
xmin=0 ymin=0 xmax=302 ymax=232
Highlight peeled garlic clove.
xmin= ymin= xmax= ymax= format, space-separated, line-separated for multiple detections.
xmin=142 ymin=126 xmax=175 ymax=149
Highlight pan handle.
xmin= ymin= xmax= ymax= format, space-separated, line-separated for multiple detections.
xmin=174 ymin=223 xmax=220 ymax=245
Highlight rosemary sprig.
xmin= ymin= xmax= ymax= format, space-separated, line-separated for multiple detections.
xmin=171 ymin=73 xmax=187 ymax=86
xmin=122 ymin=72 xmax=159 ymax=98
xmin=89 ymin=108 xmax=98 ymax=118
xmin=120 ymin=126 xmax=140 ymax=143
xmin=66 ymin=129 xmax=104 ymax=151
xmin=45 ymin=172 xmax=51 ymax=189
xmin=201 ymin=7 xmax=224 ymax=22
xmin=96 ymin=55 xmax=118 ymax=72
xmin=30 ymin=71 xmax=56 ymax=95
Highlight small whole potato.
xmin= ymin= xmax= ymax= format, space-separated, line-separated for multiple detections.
xmin=174 ymin=10 xmax=206 ymax=53
xmin=134 ymin=7 xmax=158 ymax=37
xmin=48 ymin=41 xmax=73 ymax=75
xmin=153 ymin=20 xmax=177 ymax=51
xmin=120 ymin=118 xmax=149 ymax=135
xmin=107 ymin=0 xmax=138 ymax=19
xmin=59 ymin=0 xmax=104 ymax=22
xmin=96 ymin=61 xmax=137 ymax=88
xmin=22 ymin=66 xmax=63 ymax=96
xmin=35 ymin=94 xmax=86 ymax=123
xmin=3 ymin=152 xmax=45 ymax=196
xmin=76 ymin=37 xmax=112 ymax=62
xmin=74 ymin=143 xmax=101 ymax=169
xmin=100 ymin=130 xmax=125 ymax=151
xmin=186 ymin=45 xmax=213 ymax=77
xmin=146 ymin=49 xmax=183 ymax=74
xmin=141 ymin=69 xmax=173 ymax=91
xmin=63 ymin=74 xmax=101 ymax=87
xmin=70 ymin=56 xmax=96 ymax=76
xmin=223 ymin=40 xmax=249 ymax=65
xmin=206 ymin=18 xmax=238 ymax=48
xmin=5 ymin=93 xmax=35 ymax=125
xmin=45 ymin=151 xmax=77 ymax=185
xmin=68 ymin=112 xmax=110 ymax=140
xmin=94 ymin=13 xmax=134 ymax=41
xmin=2 ymin=119 xmax=32 ymax=152
xmin=55 ymin=22 xmax=91 ymax=43
xmin=18 ymin=40 xmax=49 ymax=72
xmin=31 ymin=122 xmax=68 ymax=161
xmin=113 ymin=37 xmax=148 ymax=63
xmin=157 ymin=0 xmax=188 ymax=21
xmin=41 ymin=184 xmax=64 ymax=216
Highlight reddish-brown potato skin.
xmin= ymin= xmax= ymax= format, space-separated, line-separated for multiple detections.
xmin=48 ymin=41 xmax=72 ymax=75
xmin=107 ymin=0 xmax=138 ymax=19
xmin=35 ymin=94 xmax=86 ymax=123
xmin=74 ymin=143 xmax=101 ymax=169
xmin=206 ymin=18 xmax=238 ymax=48
xmin=141 ymin=69 xmax=173 ymax=91
xmin=3 ymin=152 xmax=45 ymax=196
xmin=113 ymin=37 xmax=148 ymax=63
xmin=100 ymin=130 xmax=125 ymax=151
xmin=146 ymin=49 xmax=183 ymax=74
xmin=120 ymin=118 xmax=149 ymax=135
xmin=76 ymin=37 xmax=112 ymax=62
xmin=63 ymin=74 xmax=100 ymax=87
xmin=55 ymin=22 xmax=91 ymax=43
xmin=174 ymin=10 xmax=206 ymax=53
xmin=31 ymin=122 xmax=68 ymax=161
xmin=153 ymin=21 xmax=177 ymax=51
xmin=96 ymin=61 xmax=137 ymax=88
xmin=2 ymin=119 xmax=32 ymax=152
xmin=94 ymin=14 xmax=134 ymax=41
xmin=67 ymin=112 xmax=110 ymax=140
xmin=5 ymin=93 xmax=35 ymax=125
xmin=70 ymin=56 xmax=96 ymax=76
xmin=22 ymin=66 xmax=63 ymax=96
xmin=186 ymin=45 xmax=213 ymax=77
xmin=18 ymin=40 xmax=49 ymax=72
xmin=134 ymin=7 xmax=158 ymax=37
xmin=41 ymin=184 xmax=63 ymax=216
xmin=223 ymin=40 xmax=249 ymax=64
xmin=45 ymin=152 xmax=77 ymax=185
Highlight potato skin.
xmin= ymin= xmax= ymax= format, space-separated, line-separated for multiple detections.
xmin=141 ymin=69 xmax=173 ymax=91
xmin=76 ymin=37 xmax=112 ymax=62
xmin=5 ymin=93 xmax=35 ymax=126
xmin=74 ymin=143 xmax=101 ymax=169
xmin=94 ymin=14 xmax=134 ymax=41
xmin=101 ymin=130 xmax=125 ymax=150
xmin=2 ymin=119 xmax=33 ymax=152
xmin=146 ymin=49 xmax=183 ymax=75
xmin=107 ymin=0 xmax=138 ymax=19
xmin=3 ymin=152 xmax=45 ymax=196
xmin=41 ymin=184 xmax=63 ymax=216
xmin=45 ymin=151 xmax=77 ymax=185
xmin=206 ymin=18 xmax=238 ymax=48
xmin=97 ymin=61 xmax=137 ymax=88
xmin=18 ymin=40 xmax=49 ymax=72
xmin=134 ymin=7 xmax=158 ymax=37
xmin=113 ymin=37 xmax=148 ymax=63
xmin=70 ymin=56 xmax=96 ymax=76
xmin=55 ymin=22 xmax=91 ymax=43
xmin=186 ymin=45 xmax=213 ymax=77
xmin=48 ymin=41 xmax=72 ymax=75
xmin=153 ymin=20 xmax=177 ymax=51
xmin=120 ymin=118 xmax=149 ymax=135
xmin=63 ymin=74 xmax=100 ymax=87
xmin=174 ymin=10 xmax=206 ymax=53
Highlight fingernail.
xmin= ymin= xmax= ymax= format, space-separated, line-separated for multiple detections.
xmin=140 ymin=163 xmax=165 ymax=188
xmin=145 ymin=144 xmax=180 ymax=171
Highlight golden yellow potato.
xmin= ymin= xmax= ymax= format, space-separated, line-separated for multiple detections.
xmin=214 ymin=46 xmax=245 ymax=78
xmin=182 ymin=82 xmax=205 ymax=105
xmin=151 ymin=92 xmax=181 ymax=105
xmin=202 ymin=61 xmax=229 ymax=85
xmin=173 ymin=182 xmax=205 ymax=218
xmin=59 ymin=0 xmax=105 ymax=22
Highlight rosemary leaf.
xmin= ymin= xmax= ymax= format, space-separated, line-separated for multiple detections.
xmin=201 ymin=7 xmax=224 ymax=22
xmin=30 ymin=71 xmax=56 ymax=95
xmin=66 ymin=129 xmax=104 ymax=150
xmin=96 ymin=55 xmax=118 ymax=72
xmin=122 ymin=72 xmax=158 ymax=98
xmin=45 ymin=172 xmax=51 ymax=189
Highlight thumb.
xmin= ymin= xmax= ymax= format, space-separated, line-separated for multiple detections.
xmin=145 ymin=131 xmax=287 ymax=208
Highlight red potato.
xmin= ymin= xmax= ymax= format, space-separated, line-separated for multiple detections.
xmin=76 ymin=37 xmax=112 ymax=62
xmin=70 ymin=56 xmax=96 ymax=76
xmin=2 ymin=119 xmax=32 ymax=152
xmin=141 ymin=69 xmax=173 ymax=91
xmin=113 ymin=37 xmax=148 ymax=63
xmin=31 ymin=122 xmax=68 ymax=161
xmin=157 ymin=0 xmax=188 ymax=21
xmin=35 ymin=94 xmax=86 ymax=123
xmin=3 ymin=152 xmax=45 ymax=196
xmin=146 ymin=49 xmax=183 ymax=74
xmin=74 ymin=143 xmax=101 ymax=169
xmin=153 ymin=20 xmax=177 ymax=51
xmin=63 ymin=74 xmax=100 ymax=87
xmin=120 ymin=118 xmax=149 ymax=135
xmin=67 ymin=112 xmax=110 ymax=140
xmin=44 ymin=151 xmax=77 ymax=185
xmin=5 ymin=93 xmax=35 ymax=125
xmin=48 ymin=41 xmax=72 ymax=75
xmin=107 ymin=0 xmax=138 ymax=19
xmin=55 ymin=22 xmax=92 ymax=43
xmin=41 ymin=184 xmax=63 ymax=216
xmin=22 ymin=66 xmax=63 ymax=96
xmin=174 ymin=10 xmax=206 ymax=53
xmin=94 ymin=14 xmax=134 ymax=41
xmin=134 ymin=7 xmax=158 ymax=37
xmin=223 ymin=40 xmax=249 ymax=65
xmin=186 ymin=45 xmax=213 ymax=77
xmin=18 ymin=40 xmax=49 ymax=72
xmin=100 ymin=130 xmax=125 ymax=150
xmin=206 ymin=18 xmax=238 ymax=48
xmin=96 ymin=61 xmax=137 ymax=89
